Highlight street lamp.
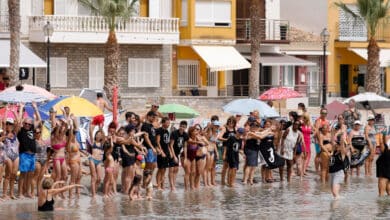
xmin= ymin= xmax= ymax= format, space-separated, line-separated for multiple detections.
xmin=320 ymin=27 xmax=330 ymax=106
xmin=43 ymin=21 xmax=54 ymax=92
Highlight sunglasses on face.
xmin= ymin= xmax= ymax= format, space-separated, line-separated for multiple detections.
xmin=321 ymin=112 xmax=327 ymax=114
xmin=152 ymin=105 xmax=159 ymax=109
xmin=35 ymin=131 xmax=41 ymax=134
xmin=6 ymin=122 xmax=14 ymax=126
xmin=24 ymin=122 xmax=32 ymax=126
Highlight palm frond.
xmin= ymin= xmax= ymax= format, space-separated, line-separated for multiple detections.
xmin=335 ymin=2 xmax=361 ymax=19
xmin=78 ymin=0 xmax=99 ymax=15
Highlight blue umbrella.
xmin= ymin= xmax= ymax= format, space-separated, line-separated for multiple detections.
xmin=24 ymin=105 xmax=50 ymax=120
xmin=39 ymin=96 xmax=68 ymax=112
xmin=223 ymin=98 xmax=279 ymax=118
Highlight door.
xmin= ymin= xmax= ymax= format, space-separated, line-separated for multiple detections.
xmin=207 ymin=70 xmax=218 ymax=97
xmin=340 ymin=65 xmax=349 ymax=98
xmin=233 ymin=69 xmax=249 ymax=96
xmin=44 ymin=0 xmax=53 ymax=15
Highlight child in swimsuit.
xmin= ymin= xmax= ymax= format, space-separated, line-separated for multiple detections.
xmin=129 ymin=155 xmax=145 ymax=200
xmin=103 ymin=137 xmax=116 ymax=198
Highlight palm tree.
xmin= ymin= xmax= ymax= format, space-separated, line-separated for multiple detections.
xmin=336 ymin=0 xmax=390 ymax=94
xmin=249 ymin=0 xmax=264 ymax=98
xmin=79 ymin=0 xmax=138 ymax=105
xmin=8 ymin=0 xmax=20 ymax=86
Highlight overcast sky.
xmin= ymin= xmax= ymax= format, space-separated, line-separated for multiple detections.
xmin=280 ymin=0 xmax=327 ymax=34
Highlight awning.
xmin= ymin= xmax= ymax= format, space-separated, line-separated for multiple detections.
xmin=0 ymin=40 xmax=46 ymax=68
xmin=244 ymin=53 xmax=316 ymax=66
xmin=349 ymin=48 xmax=390 ymax=67
xmin=192 ymin=46 xmax=251 ymax=71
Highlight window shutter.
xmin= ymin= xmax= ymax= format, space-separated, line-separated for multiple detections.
xmin=54 ymin=0 xmax=66 ymax=15
xmin=32 ymin=0 xmax=43 ymax=15
xmin=160 ymin=0 xmax=172 ymax=18
xmin=195 ymin=1 xmax=213 ymax=25
xmin=89 ymin=58 xmax=104 ymax=90
xmin=49 ymin=58 xmax=57 ymax=87
xmin=128 ymin=58 xmax=160 ymax=87
xmin=57 ymin=58 xmax=67 ymax=87
xmin=149 ymin=0 xmax=160 ymax=17
xmin=214 ymin=1 xmax=231 ymax=23
xmin=181 ymin=0 xmax=188 ymax=26
xmin=67 ymin=0 xmax=78 ymax=15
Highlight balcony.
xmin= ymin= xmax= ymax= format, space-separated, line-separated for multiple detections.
xmin=29 ymin=16 xmax=180 ymax=44
xmin=337 ymin=18 xmax=390 ymax=42
xmin=236 ymin=18 xmax=290 ymax=44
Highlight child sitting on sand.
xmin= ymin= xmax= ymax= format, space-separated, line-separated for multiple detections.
xmin=129 ymin=155 xmax=144 ymax=200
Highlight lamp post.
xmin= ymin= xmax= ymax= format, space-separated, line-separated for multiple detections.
xmin=43 ymin=21 xmax=54 ymax=92
xmin=320 ymin=28 xmax=329 ymax=106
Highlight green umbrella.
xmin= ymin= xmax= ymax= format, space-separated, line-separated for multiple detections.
xmin=159 ymin=104 xmax=200 ymax=119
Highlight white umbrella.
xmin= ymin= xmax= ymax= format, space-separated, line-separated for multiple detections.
xmin=343 ymin=92 xmax=390 ymax=103
xmin=0 ymin=90 xmax=48 ymax=103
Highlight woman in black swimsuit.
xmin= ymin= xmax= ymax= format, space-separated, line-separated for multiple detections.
xmin=377 ymin=131 xmax=390 ymax=196
xmin=38 ymin=177 xmax=83 ymax=212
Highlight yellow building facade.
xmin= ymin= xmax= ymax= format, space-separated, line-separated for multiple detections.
xmin=328 ymin=0 xmax=390 ymax=97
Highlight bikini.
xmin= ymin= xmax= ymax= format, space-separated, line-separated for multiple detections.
xmin=38 ymin=190 xmax=54 ymax=212
xmin=68 ymin=144 xmax=81 ymax=165
xmin=52 ymin=141 xmax=66 ymax=166
xmin=89 ymin=143 xmax=104 ymax=166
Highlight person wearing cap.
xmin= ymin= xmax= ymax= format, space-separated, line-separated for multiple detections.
xmin=156 ymin=117 xmax=171 ymax=190
xmin=168 ymin=120 xmax=189 ymax=190
xmin=141 ymin=111 xmax=158 ymax=179
xmin=343 ymin=99 xmax=361 ymax=131
xmin=314 ymin=108 xmax=330 ymax=175
xmin=364 ymin=114 xmax=377 ymax=176
xmin=348 ymin=120 xmax=365 ymax=177
xmin=2 ymin=115 xmax=19 ymax=199
xmin=17 ymin=102 xmax=41 ymax=199
xmin=225 ymin=127 xmax=245 ymax=187
xmin=205 ymin=120 xmax=220 ymax=187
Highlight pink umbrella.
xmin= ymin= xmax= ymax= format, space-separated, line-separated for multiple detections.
xmin=0 ymin=105 xmax=28 ymax=119
xmin=258 ymin=87 xmax=303 ymax=114
xmin=258 ymin=87 xmax=303 ymax=101
xmin=325 ymin=100 xmax=347 ymax=120
xmin=3 ymin=84 xmax=57 ymax=100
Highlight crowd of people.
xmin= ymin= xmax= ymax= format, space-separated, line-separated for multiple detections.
xmin=0 ymin=93 xmax=389 ymax=212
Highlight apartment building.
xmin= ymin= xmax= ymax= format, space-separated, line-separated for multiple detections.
xmin=328 ymin=0 xmax=390 ymax=97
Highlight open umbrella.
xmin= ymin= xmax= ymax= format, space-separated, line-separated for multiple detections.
xmin=40 ymin=96 xmax=103 ymax=117
xmin=223 ymin=98 xmax=279 ymax=118
xmin=0 ymin=90 xmax=49 ymax=103
xmin=325 ymin=100 xmax=347 ymax=120
xmin=159 ymin=104 xmax=200 ymax=119
xmin=343 ymin=92 xmax=390 ymax=111
xmin=3 ymin=84 xmax=57 ymax=100
xmin=258 ymin=87 xmax=303 ymax=114
xmin=258 ymin=87 xmax=303 ymax=100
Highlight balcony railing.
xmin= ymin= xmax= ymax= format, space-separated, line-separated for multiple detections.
xmin=28 ymin=15 xmax=180 ymax=44
xmin=0 ymin=15 xmax=9 ymax=32
xmin=236 ymin=18 xmax=290 ymax=44
xmin=337 ymin=18 xmax=390 ymax=42
xmin=30 ymin=15 xmax=179 ymax=34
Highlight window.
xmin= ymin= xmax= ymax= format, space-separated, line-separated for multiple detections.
xmin=50 ymin=57 xmax=67 ymax=87
xmin=338 ymin=4 xmax=367 ymax=41
xmin=282 ymin=66 xmax=294 ymax=87
xmin=128 ymin=58 xmax=160 ymax=87
xmin=181 ymin=0 xmax=188 ymax=26
xmin=89 ymin=58 xmax=104 ymax=90
xmin=195 ymin=0 xmax=231 ymax=27
xmin=178 ymin=60 xmax=199 ymax=87
xmin=54 ymin=0 xmax=78 ymax=15
xmin=149 ymin=0 xmax=172 ymax=18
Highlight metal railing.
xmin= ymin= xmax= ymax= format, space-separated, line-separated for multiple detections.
xmin=337 ymin=18 xmax=390 ymax=42
xmin=29 ymin=16 xmax=180 ymax=34
xmin=0 ymin=15 xmax=9 ymax=32
xmin=236 ymin=18 xmax=290 ymax=43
